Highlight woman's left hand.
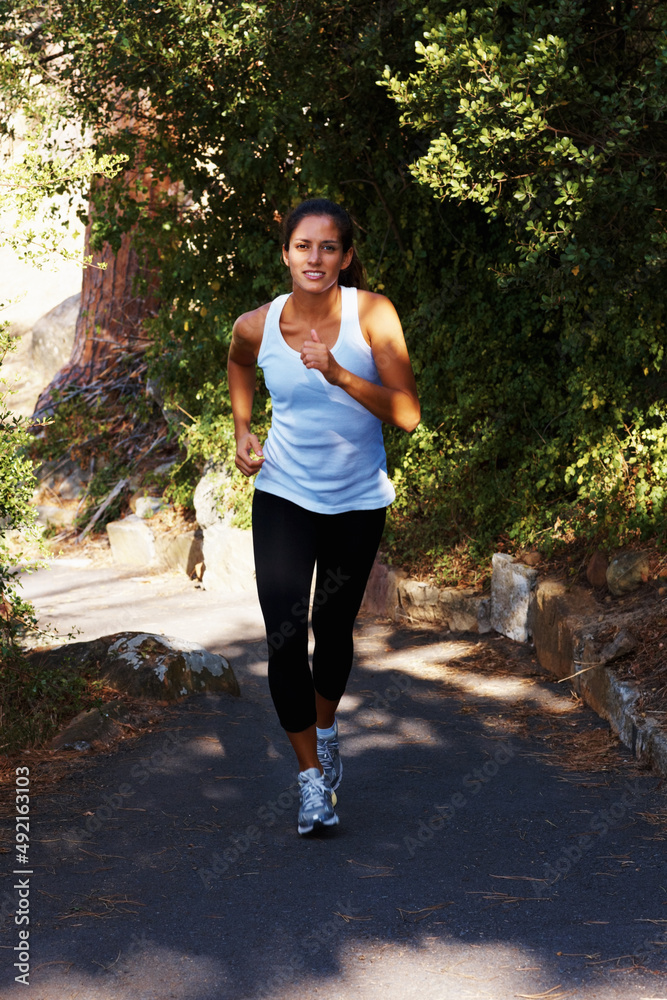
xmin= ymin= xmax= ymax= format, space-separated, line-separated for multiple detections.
xmin=300 ymin=330 xmax=342 ymax=385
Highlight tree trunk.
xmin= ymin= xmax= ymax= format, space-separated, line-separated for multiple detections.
xmin=33 ymin=166 xmax=169 ymax=416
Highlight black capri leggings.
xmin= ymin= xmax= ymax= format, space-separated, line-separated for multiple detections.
xmin=252 ymin=490 xmax=386 ymax=733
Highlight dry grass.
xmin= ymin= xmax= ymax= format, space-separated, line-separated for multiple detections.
xmin=435 ymin=635 xmax=644 ymax=776
xmin=525 ymin=724 xmax=642 ymax=775
xmin=0 ymin=700 xmax=173 ymax=825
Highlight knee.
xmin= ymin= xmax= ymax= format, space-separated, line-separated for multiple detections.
xmin=268 ymin=619 xmax=298 ymax=652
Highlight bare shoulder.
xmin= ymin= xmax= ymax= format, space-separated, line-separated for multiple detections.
xmin=356 ymin=288 xmax=400 ymax=324
xmin=232 ymin=302 xmax=271 ymax=345
xmin=229 ymin=302 xmax=271 ymax=365
xmin=356 ymin=289 xmax=404 ymax=347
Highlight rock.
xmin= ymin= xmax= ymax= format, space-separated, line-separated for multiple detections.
xmin=531 ymin=583 xmax=667 ymax=774
xmin=532 ymin=579 xmax=599 ymax=680
xmin=106 ymin=514 xmax=158 ymax=567
xmin=519 ymin=550 xmax=541 ymax=568
xmin=155 ymin=530 xmax=204 ymax=577
xmin=107 ymin=514 xmax=203 ymax=577
xmin=193 ymin=463 xmax=232 ymax=530
xmin=490 ymin=553 xmax=538 ymax=643
xmin=48 ymin=699 xmax=130 ymax=750
xmin=153 ymin=459 xmax=178 ymax=475
xmin=361 ymin=559 xmax=405 ymax=618
xmin=606 ymin=551 xmax=650 ymax=596
xmin=34 ymin=458 xmax=89 ymax=501
xmin=599 ymin=628 xmax=638 ymax=665
xmin=35 ymin=504 xmax=78 ymax=528
xmin=135 ymin=496 xmax=166 ymax=519
xmin=586 ymin=550 xmax=609 ymax=588
xmin=201 ymin=523 xmax=256 ymax=592
xmin=129 ymin=489 xmax=162 ymax=514
xmin=398 ymin=580 xmax=441 ymax=621
xmin=30 ymin=293 xmax=80 ymax=379
xmin=30 ymin=632 xmax=240 ymax=702
xmin=438 ymin=587 xmax=492 ymax=633
xmin=101 ymin=632 xmax=239 ymax=699
xmin=0 ymin=202 xmax=82 ymax=340
xmin=361 ymin=559 xmax=490 ymax=631
xmin=193 ymin=464 xmax=255 ymax=592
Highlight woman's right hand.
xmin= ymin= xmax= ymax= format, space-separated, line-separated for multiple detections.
xmin=235 ymin=432 xmax=265 ymax=477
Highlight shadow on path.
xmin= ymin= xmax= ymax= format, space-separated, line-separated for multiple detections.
xmin=1 ymin=564 xmax=665 ymax=999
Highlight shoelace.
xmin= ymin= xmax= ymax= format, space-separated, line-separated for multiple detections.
xmin=318 ymin=738 xmax=337 ymax=768
xmin=300 ymin=772 xmax=328 ymax=810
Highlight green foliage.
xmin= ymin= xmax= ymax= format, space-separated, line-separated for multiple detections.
xmin=0 ymin=337 xmax=35 ymax=534
xmin=166 ymin=380 xmax=271 ymax=527
xmin=29 ymin=393 xmax=132 ymax=533
xmin=382 ymin=1 xmax=667 ymax=571
xmin=383 ymin=1 xmax=667 ymax=282
xmin=0 ymin=332 xmax=120 ymax=751
xmin=76 ymin=464 xmax=131 ymax=533
xmin=0 ymin=1 xmax=128 ymax=267
xmin=0 ymin=144 xmax=127 ymax=267
xmin=0 ymin=329 xmax=65 ymax=754
xmin=0 ymin=9 xmax=147 ymax=752
xmin=0 ymin=642 xmax=106 ymax=752
xmin=0 ymin=326 xmax=41 ymax=637
xmin=3 ymin=0 xmax=666 ymax=586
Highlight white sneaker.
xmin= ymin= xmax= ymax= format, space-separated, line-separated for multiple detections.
xmin=317 ymin=719 xmax=343 ymax=791
xmin=297 ymin=767 xmax=339 ymax=835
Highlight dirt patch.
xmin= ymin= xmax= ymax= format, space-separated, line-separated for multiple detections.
xmin=436 ymin=636 xmax=647 ymax=777
xmin=357 ymin=614 xmax=648 ymax=782
xmin=42 ymin=502 xmax=198 ymax=564
xmin=0 ymin=699 xmax=173 ymax=822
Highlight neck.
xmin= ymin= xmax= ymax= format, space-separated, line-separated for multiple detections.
xmin=289 ymin=282 xmax=341 ymax=322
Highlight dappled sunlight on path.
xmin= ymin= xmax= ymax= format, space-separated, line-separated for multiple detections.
xmin=3 ymin=558 xmax=664 ymax=999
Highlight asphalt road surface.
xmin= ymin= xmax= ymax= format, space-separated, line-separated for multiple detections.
xmin=1 ymin=558 xmax=666 ymax=1000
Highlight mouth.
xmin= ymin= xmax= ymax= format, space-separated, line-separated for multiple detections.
xmin=303 ymin=271 xmax=325 ymax=280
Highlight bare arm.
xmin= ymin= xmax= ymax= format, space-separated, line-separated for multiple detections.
xmin=299 ymin=292 xmax=420 ymax=432
xmin=227 ymin=306 xmax=268 ymax=476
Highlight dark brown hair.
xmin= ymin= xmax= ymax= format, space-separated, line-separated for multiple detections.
xmin=282 ymin=198 xmax=367 ymax=289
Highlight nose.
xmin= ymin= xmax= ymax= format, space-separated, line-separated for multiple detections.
xmin=307 ymin=244 xmax=321 ymax=264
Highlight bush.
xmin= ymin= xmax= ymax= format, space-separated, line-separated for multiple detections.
xmin=0 ymin=327 xmax=41 ymax=646
xmin=4 ymin=1 xmax=666 ymax=584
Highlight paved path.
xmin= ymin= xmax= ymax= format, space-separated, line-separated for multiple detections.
xmin=1 ymin=558 xmax=666 ymax=999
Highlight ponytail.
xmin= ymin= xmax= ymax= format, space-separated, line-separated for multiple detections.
xmin=339 ymin=246 xmax=367 ymax=290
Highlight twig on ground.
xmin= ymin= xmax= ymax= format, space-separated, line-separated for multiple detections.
xmin=75 ymin=478 xmax=128 ymax=543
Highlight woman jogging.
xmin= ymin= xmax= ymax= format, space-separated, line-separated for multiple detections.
xmin=228 ymin=198 xmax=420 ymax=835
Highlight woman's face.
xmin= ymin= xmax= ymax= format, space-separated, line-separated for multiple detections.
xmin=282 ymin=214 xmax=353 ymax=294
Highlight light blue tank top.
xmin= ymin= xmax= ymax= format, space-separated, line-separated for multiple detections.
xmin=254 ymin=285 xmax=395 ymax=514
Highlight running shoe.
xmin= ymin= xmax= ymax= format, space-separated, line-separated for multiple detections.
xmin=317 ymin=719 xmax=343 ymax=791
xmin=297 ymin=767 xmax=339 ymax=835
